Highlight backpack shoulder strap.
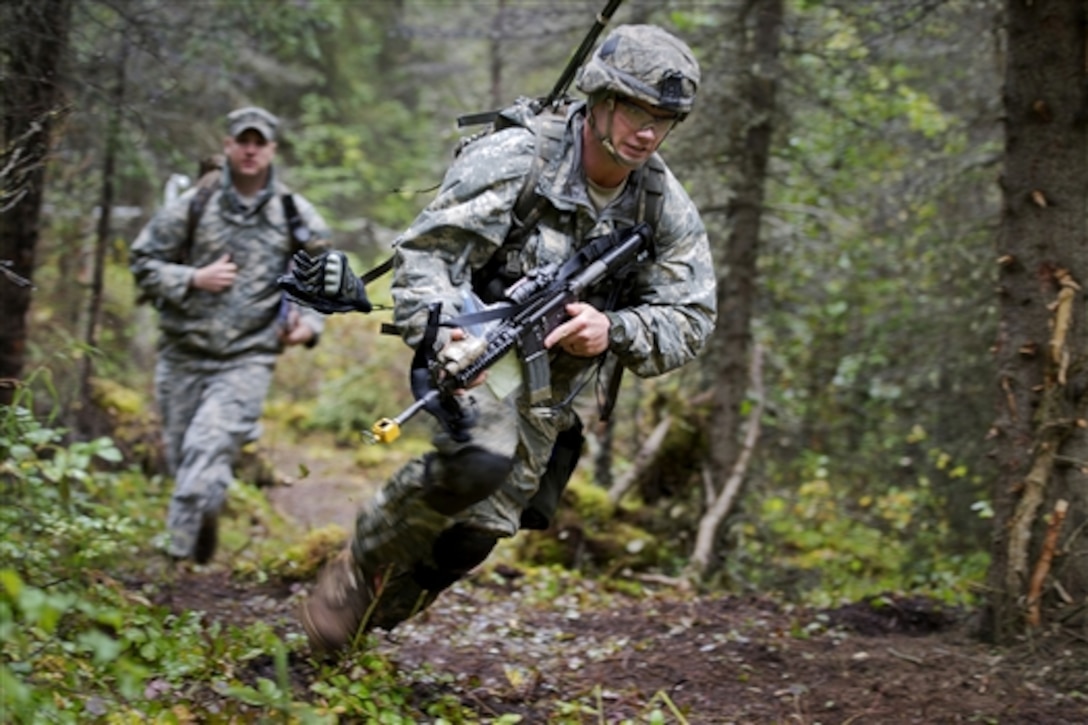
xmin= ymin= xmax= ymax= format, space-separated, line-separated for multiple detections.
xmin=178 ymin=163 xmax=222 ymax=264
xmin=180 ymin=183 xmax=215 ymax=264
xmin=358 ymin=106 xmax=593 ymax=308
xmin=507 ymin=112 xmax=566 ymax=247
xmin=636 ymin=155 xmax=666 ymax=232
xmin=355 ymin=109 xmax=559 ymax=294
xmin=516 ymin=121 xmax=666 ymax=243
xmin=280 ymin=193 xmax=313 ymax=250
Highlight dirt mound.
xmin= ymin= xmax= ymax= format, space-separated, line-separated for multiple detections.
xmin=825 ymin=593 xmax=962 ymax=636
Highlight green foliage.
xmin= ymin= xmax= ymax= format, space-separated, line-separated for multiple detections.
xmin=280 ymin=281 xmax=417 ymax=447
xmin=1 ymin=406 xmax=131 ymax=580
xmin=730 ymin=441 xmax=989 ymax=608
xmin=308 ymin=650 xmax=416 ymax=721
xmin=13 ymin=7 xmax=1017 ymax=716
xmin=261 ymin=524 xmax=350 ymax=583
xmin=0 ymin=401 xmax=487 ymax=722
xmin=0 ymin=404 xmax=156 ymax=722
xmin=224 ymin=0 xmax=442 ymax=230
xmin=515 ymin=476 xmax=674 ymax=576
xmin=290 ymin=91 xmax=437 ymax=231
xmin=711 ymin=0 xmax=1003 ymax=595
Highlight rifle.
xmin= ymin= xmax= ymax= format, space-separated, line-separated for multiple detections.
xmin=456 ymin=0 xmax=625 ymax=128
xmin=371 ymin=222 xmax=653 ymax=444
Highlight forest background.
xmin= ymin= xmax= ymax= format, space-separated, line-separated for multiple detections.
xmin=2 ymin=0 xmax=1086 ymax=722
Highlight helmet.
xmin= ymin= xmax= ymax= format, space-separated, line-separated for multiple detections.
xmin=576 ymin=25 xmax=700 ymax=114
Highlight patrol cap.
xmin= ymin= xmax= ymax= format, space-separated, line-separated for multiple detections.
xmin=577 ymin=25 xmax=700 ymax=114
xmin=227 ymin=106 xmax=278 ymax=141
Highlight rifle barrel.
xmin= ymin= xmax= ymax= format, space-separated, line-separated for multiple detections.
xmin=544 ymin=0 xmax=624 ymax=109
xmin=457 ymin=0 xmax=625 ymax=128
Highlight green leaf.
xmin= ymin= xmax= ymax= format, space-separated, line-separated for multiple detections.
xmin=78 ymin=629 xmax=122 ymax=664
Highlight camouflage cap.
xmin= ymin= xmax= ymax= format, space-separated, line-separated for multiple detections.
xmin=227 ymin=106 xmax=278 ymax=141
xmin=576 ymin=25 xmax=700 ymax=114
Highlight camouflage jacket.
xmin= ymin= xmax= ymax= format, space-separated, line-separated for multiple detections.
xmin=391 ymin=101 xmax=716 ymax=403
xmin=130 ymin=164 xmax=330 ymax=361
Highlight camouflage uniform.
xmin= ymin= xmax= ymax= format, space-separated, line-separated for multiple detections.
xmin=346 ymin=93 xmax=716 ymax=621
xmin=300 ymin=23 xmax=714 ymax=650
xmin=131 ymin=162 xmax=330 ymax=559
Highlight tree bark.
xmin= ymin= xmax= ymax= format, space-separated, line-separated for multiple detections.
xmin=0 ymin=0 xmax=73 ymax=405
xmin=984 ymin=0 xmax=1088 ymax=643
xmin=696 ymin=0 xmax=784 ymax=577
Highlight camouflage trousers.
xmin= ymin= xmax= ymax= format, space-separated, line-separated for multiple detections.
xmin=155 ymin=352 xmax=275 ymax=558
xmin=350 ymin=383 xmax=575 ymax=629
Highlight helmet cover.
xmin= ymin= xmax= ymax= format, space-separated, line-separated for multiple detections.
xmin=576 ymin=25 xmax=700 ymax=114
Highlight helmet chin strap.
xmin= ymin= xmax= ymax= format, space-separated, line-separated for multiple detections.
xmin=590 ymin=98 xmax=645 ymax=170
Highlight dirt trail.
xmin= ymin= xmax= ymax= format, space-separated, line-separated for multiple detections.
xmin=168 ymin=432 xmax=1088 ymax=723
xmin=260 ymin=431 xmax=380 ymax=534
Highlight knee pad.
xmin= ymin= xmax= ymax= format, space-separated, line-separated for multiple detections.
xmin=413 ymin=524 xmax=499 ymax=592
xmin=422 ymin=445 xmax=513 ymax=516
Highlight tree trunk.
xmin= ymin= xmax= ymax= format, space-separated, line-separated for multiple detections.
xmin=488 ymin=0 xmax=506 ymax=110
xmin=0 ymin=0 xmax=72 ymax=405
xmin=696 ymin=0 xmax=784 ymax=577
xmin=983 ymin=0 xmax=1088 ymax=643
xmin=80 ymin=37 xmax=128 ymax=417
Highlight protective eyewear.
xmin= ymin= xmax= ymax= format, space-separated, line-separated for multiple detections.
xmin=614 ymin=97 xmax=680 ymax=135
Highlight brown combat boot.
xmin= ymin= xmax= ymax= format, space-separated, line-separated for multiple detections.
xmin=299 ymin=548 xmax=375 ymax=654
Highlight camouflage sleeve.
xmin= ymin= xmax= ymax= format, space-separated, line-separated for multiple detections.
xmin=391 ymin=127 xmax=537 ymax=348
xmin=605 ymin=169 xmax=717 ymax=377
xmin=129 ymin=192 xmax=200 ymax=307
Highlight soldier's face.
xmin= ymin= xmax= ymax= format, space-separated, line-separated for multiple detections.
xmin=225 ymin=130 xmax=276 ymax=180
xmin=605 ymin=96 xmax=676 ymax=165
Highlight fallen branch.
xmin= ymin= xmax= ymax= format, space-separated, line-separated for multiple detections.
xmin=607 ymin=414 xmax=672 ymax=508
xmin=888 ymin=648 xmax=924 ymax=666
xmin=627 ymin=572 xmax=693 ymax=591
xmin=1025 ymin=498 xmax=1068 ymax=628
xmin=688 ymin=343 xmax=765 ymax=577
